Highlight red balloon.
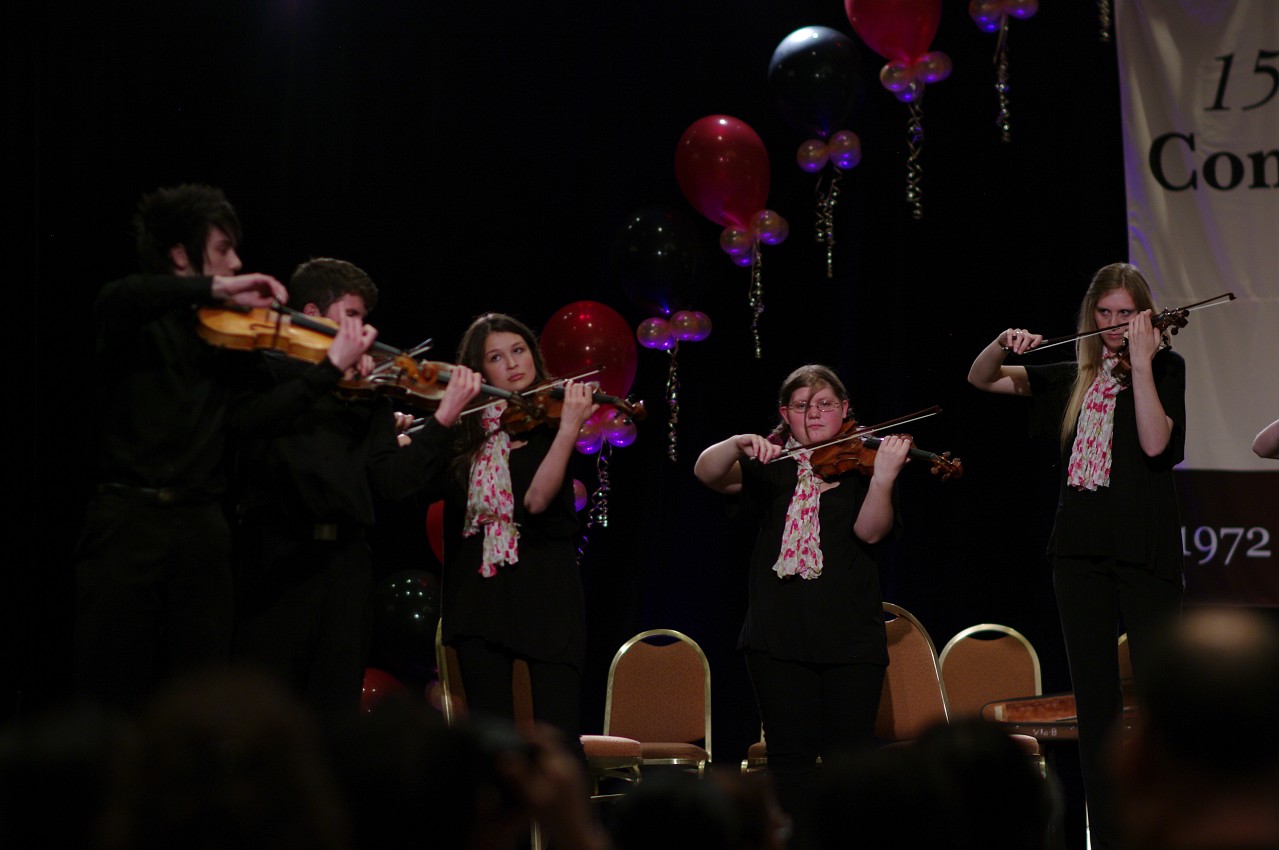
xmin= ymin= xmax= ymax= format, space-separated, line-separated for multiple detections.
xmin=426 ymin=500 xmax=445 ymax=563
xmin=675 ymin=115 xmax=771 ymax=229
xmin=361 ymin=667 xmax=408 ymax=713
xmin=845 ymin=0 xmax=943 ymax=64
xmin=540 ymin=301 xmax=637 ymax=398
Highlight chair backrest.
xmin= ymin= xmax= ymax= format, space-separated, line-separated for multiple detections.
xmin=435 ymin=621 xmax=536 ymax=733
xmin=939 ymin=623 xmax=1043 ymax=718
xmin=1118 ymin=632 xmax=1132 ymax=680
xmin=604 ymin=629 xmax=711 ymax=757
xmin=876 ymin=603 xmax=949 ymax=742
xmin=435 ymin=620 xmax=467 ymax=725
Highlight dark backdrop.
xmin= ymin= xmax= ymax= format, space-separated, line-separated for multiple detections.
xmin=24 ymin=0 xmax=1126 ymax=798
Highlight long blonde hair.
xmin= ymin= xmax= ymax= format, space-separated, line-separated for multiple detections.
xmin=1060 ymin=263 xmax=1160 ymax=447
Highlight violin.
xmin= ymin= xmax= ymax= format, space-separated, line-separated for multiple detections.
xmin=772 ymin=406 xmax=963 ymax=482
xmin=197 ymin=304 xmax=516 ymax=413
xmin=196 ymin=303 xmax=403 ymax=361
xmin=1006 ymin=293 xmax=1235 ymax=355
xmin=499 ymin=382 xmax=647 ymax=435
xmin=340 ymin=357 xmax=523 ymax=414
xmin=810 ymin=420 xmax=963 ymax=481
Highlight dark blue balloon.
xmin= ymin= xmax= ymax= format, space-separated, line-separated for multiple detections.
xmin=367 ymin=569 xmax=440 ymax=690
xmin=612 ymin=206 xmax=704 ymax=317
xmin=768 ymin=26 xmax=864 ymax=140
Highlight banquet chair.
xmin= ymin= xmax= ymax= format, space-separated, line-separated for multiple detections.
xmin=939 ymin=623 xmax=1042 ymax=719
xmin=876 ymin=602 xmax=950 ymax=743
xmin=434 ymin=622 xmax=642 ymax=794
xmin=604 ymin=629 xmax=712 ymax=775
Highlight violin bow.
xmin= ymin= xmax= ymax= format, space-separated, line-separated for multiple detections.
xmin=457 ymin=370 xmax=603 ymax=418
xmin=1012 ymin=292 xmax=1236 ymax=354
xmin=770 ymin=405 xmax=943 ymax=464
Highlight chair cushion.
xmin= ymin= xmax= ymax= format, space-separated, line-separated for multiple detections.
xmin=639 ymin=742 xmax=710 ymax=762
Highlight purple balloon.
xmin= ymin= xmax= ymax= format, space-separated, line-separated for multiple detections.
xmin=796 ymin=139 xmax=830 ymax=174
xmin=572 ymin=479 xmax=588 ymax=512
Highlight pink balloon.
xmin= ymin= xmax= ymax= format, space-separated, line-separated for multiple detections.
xmin=575 ymin=417 xmax=604 ymax=455
xmin=687 ymin=311 xmax=713 ymax=342
xmin=846 ymin=0 xmax=943 ymax=64
xmin=969 ymin=0 xmax=1004 ymax=28
xmin=600 ymin=407 xmax=638 ymax=448
xmin=732 ymin=252 xmax=755 ymax=268
xmin=750 ymin=209 xmax=789 ymax=246
xmin=1006 ymin=0 xmax=1038 ymax=19
xmin=675 ymin=115 xmax=771 ymax=228
xmin=719 ymin=225 xmax=755 ymax=257
xmin=796 ymin=139 xmax=830 ymax=173
xmin=670 ymin=311 xmax=700 ymax=342
xmin=879 ymin=61 xmax=915 ymax=93
xmin=895 ymin=80 xmax=924 ymax=102
xmin=541 ymin=301 xmax=637 ymax=398
xmin=916 ymin=51 xmax=952 ymax=84
xmin=637 ymin=317 xmax=676 ymax=350
xmin=572 ymin=479 xmax=588 ymax=512
xmin=828 ymin=131 xmax=862 ymax=170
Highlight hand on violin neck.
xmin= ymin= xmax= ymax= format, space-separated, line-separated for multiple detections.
xmin=433 ymin=366 xmax=483 ymax=428
xmin=870 ymin=434 xmax=912 ymax=483
xmin=555 ymin=380 xmax=599 ymax=434
xmin=1121 ymin=310 xmax=1161 ymax=370
xmin=326 ymin=313 xmax=378 ymax=374
xmin=210 ymin=273 xmax=288 ymax=307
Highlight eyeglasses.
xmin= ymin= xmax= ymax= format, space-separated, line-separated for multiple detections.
xmin=786 ymin=399 xmax=842 ymax=414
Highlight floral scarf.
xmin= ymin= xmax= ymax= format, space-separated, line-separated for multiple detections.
xmin=773 ymin=438 xmax=824 ymax=580
xmin=1066 ymin=353 xmax=1123 ymax=491
xmin=463 ymin=402 xmax=519 ymax=576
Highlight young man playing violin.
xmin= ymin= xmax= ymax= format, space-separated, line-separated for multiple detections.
xmin=229 ymin=257 xmax=482 ymax=722
xmin=75 ymin=184 xmax=294 ymax=711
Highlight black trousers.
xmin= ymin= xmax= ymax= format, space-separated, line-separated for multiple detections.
xmin=1053 ymin=556 xmax=1182 ymax=850
xmin=74 ymin=493 xmax=233 ymax=711
xmin=234 ymin=524 xmax=373 ymax=724
xmin=746 ymin=649 xmax=884 ymax=840
xmin=451 ymin=635 xmax=582 ymax=744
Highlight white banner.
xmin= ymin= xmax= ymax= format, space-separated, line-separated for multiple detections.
xmin=1117 ymin=0 xmax=1278 ymax=472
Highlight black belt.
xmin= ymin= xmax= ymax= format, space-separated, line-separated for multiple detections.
xmin=239 ymin=514 xmax=366 ymax=543
xmin=98 ymin=482 xmax=218 ymax=506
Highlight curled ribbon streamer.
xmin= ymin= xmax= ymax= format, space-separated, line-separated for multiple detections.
xmin=666 ymin=347 xmax=680 ymax=463
xmin=589 ymin=444 xmax=612 ymax=529
xmin=906 ymin=101 xmax=925 ymax=220
xmin=814 ymin=169 xmax=843 ymax=279
xmin=1098 ymin=0 xmax=1112 ymax=42
xmin=995 ymin=18 xmax=1012 ymax=142
xmin=749 ymin=249 xmax=765 ymax=359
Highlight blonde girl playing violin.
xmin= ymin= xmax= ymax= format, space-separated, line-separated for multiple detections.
xmin=694 ymin=365 xmax=909 ymax=828
xmin=424 ymin=312 xmax=597 ymax=746
xmin=968 ymin=262 xmax=1185 ymax=850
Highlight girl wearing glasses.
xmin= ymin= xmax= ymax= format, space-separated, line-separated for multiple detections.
xmin=694 ymin=364 xmax=910 ymax=823
xmin=968 ymin=262 xmax=1184 ymax=850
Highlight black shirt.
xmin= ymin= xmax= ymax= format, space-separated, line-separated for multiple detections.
xmin=1025 ymin=348 xmax=1186 ymax=579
